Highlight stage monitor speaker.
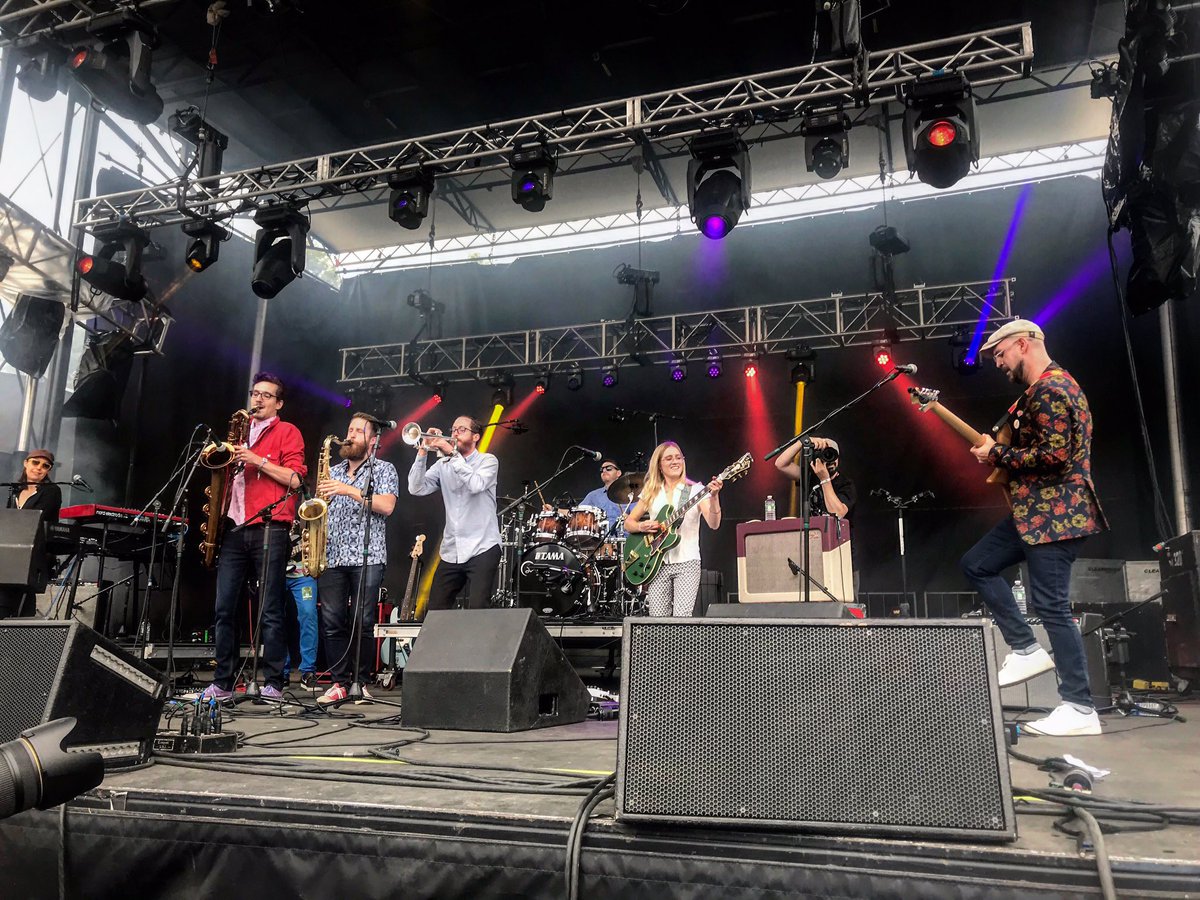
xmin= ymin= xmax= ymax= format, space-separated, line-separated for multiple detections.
xmin=402 ymin=608 xmax=591 ymax=732
xmin=616 ymin=618 xmax=1015 ymax=841
xmin=0 ymin=294 xmax=65 ymax=377
xmin=0 ymin=620 xmax=166 ymax=766
xmin=1158 ymin=531 xmax=1200 ymax=676
xmin=705 ymin=601 xmax=856 ymax=619
xmin=0 ymin=507 xmax=48 ymax=590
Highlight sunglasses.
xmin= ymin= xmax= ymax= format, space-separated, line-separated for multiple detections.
xmin=600 ymin=465 xmax=619 ymax=472
xmin=26 ymin=459 xmax=52 ymax=470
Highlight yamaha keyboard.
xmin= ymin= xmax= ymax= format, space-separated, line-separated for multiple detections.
xmin=49 ymin=505 xmax=184 ymax=562
xmin=59 ymin=504 xmax=185 ymax=528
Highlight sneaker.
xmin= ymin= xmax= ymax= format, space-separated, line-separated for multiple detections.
xmin=353 ymin=686 xmax=374 ymax=706
xmin=1023 ymin=703 xmax=1102 ymax=737
xmin=318 ymin=684 xmax=347 ymax=706
xmin=997 ymin=646 xmax=1055 ymax=687
xmin=259 ymin=684 xmax=284 ymax=702
xmin=300 ymin=672 xmax=318 ymax=690
xmin=200 ymin=683 xmax=233 ymax=703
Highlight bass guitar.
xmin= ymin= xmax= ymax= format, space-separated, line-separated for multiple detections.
xmin=397 ymin=534 xmax=426 ymax=622
xmin=907 ymin=386 xmax=1011 ymax=486
xmin=623 ymin=453 xmax=752 ymax=586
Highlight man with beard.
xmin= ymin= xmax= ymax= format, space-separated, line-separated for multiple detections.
xmin=314 ymin=413 xmax=398 ymax=706
xmin=961 ymin=319 xmax=1108 ymax=737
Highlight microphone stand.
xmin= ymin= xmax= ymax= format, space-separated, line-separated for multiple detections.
xmin=871 ymin=489 xmax=933 ymax=617
xmin=343 ymin=435 xmax=381 ymax=705
xmin=764 ymin=369 xmax=906 ymax=461
xmin=161 ymin=496 xmax=188 ymax=696
xmin=610 ymin=407 xmax=683 ymax=447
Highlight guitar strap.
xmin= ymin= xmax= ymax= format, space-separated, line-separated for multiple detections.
xmin=992 ymin=365 xmax=1064 ymax=436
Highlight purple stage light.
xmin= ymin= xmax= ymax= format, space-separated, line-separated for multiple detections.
xmin=602 ymin=372 xmax=616 ymax=387
xmin=671 ymin=368 xmax=686 ymax=382
xmin=968 ymin=184 xmax=1033 ymax=358
xmin=702 ymin=216 xmax=730 ymax=240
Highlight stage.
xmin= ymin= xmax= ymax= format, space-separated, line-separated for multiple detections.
xmin=1 ymin=689 xmax=1197 ymax=899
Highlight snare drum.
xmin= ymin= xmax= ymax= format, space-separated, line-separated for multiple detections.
xmin=527 ymin=510 xmax=565 ymax=544
xmin=593 ymin=538 xmax=625 ymax=566
xmin=564 ymin=505 xmax=606 ymax=550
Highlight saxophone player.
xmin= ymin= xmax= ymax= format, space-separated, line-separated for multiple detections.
xmin=314 ymin=412 xmax=398 ymax=706
xmin=200 ymin=373 xmax=307 ymax=704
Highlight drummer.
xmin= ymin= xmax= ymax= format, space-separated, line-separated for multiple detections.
xmin=580 ymin=458 xmax=628 ymax=540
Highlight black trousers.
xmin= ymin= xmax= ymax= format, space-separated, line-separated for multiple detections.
xmin=427 ymin=545 xmax=501 ymax=611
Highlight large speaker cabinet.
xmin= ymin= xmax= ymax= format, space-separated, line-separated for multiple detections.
xmin=616 ymin=617 xmax=1015 ymax=841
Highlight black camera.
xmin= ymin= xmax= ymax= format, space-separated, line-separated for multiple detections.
xmin=817 ymin=447 xmax=839 ymax=463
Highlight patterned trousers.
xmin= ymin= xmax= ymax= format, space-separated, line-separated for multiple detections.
xmin=646 ymin=559 xmax=702 ymax=617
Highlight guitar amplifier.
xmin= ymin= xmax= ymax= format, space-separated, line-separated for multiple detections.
xmin=735 ymin=517 xmax=853 ymax=603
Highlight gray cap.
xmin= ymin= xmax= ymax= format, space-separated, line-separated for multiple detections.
xmin=981 ymin=318 xmax=1044 ymax=353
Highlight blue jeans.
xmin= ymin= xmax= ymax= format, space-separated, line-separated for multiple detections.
xmin=960 ymin=516 xmax=1092 ymax=707
xmin=285 ymin=575 xmax=319 ymax=675
xmin=213 ymin=523 xmax=290 ymax=691
xmin=318 ymin=564 xmax=384 ymax=685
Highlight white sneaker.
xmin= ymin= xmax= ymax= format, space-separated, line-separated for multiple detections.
xmin=997 ymin=646 xmax=1055 ymax=687
xmin=353 ymin=686 xmax=374 ymax=706
xmin=1023 ymin=703 xmax=1102 ymax=737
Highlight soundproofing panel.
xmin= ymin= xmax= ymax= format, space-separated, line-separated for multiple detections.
xmin=617 ymin=618 xmax=1015 ymax=841
xmin=0 ymin=620 xmax=165 ymax=766
xmin=402 ymin=608 xmax=591 ymax=732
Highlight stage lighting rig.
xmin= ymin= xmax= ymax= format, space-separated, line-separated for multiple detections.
xmin=67 ymin=11 xmax=163 ymax=125
xmin=566 ymin=365 xmax=584 ymax=391
xmin=432 ymin=378 xmax=447 ymax=404
xmin=869 ymin=225 xmax=910 ymax=256
xmin=251 ymin=205 xmax=309 ymax=299
xmin=406 ymin=289 xmax=441 ymax=314
xmin=77 ymin=220 xmax=149 ymax=302
xmin=169 ymin=108 xmax=228 ymax=180
xmin=902 ymin=73 xmax=980 ymax=189
xmin=949 ymin=327 xmax=979 ymax=375
xmin=182 ymin=220 xmax=229 ymax=273
xmin=488 ymin=372 xmax=515 ymax=407
xmin=787 ymin=343 xmax=816 ymax=384
xmin=687 ymin=131 xmax=751 ymax=240
xmin=668 ymin=355 xmax=687 ymax=382
xmin=388 ymin=170 xmax=435 ymax=230
xmin=535 ymin=371 xmax=550 ymax=395
xmin=510 ymin=145 xmax=556 ymax=213
xmin=706 ymin=350 xmax=723 ymax=379
xmin=601 ymin=364 xmax=619 ymax=388
xmin=803 ymin=111 xmax=850 ymax=180
xmin=1089 ymin=63 xmax=1120 ymax=100
xmin=743 ymin=356 xmax=759 ymax=378
xmin=14 ymin=41 xmax=66 ymax=102
xmin=872 ymin=340 xmax=893 ymax=369
xmin=614 ymin=264 xmax=660 ymax=317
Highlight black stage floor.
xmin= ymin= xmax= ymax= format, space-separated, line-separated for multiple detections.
xmin=2 ymin=686 xmax=1198 ymax=899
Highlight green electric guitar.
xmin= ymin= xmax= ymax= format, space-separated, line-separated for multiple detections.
xmin=623 ymin=453 xmax=752 ymax=586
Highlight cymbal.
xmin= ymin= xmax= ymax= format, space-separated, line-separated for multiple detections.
xmin=606 ymin=471 xmax=646 ymax=504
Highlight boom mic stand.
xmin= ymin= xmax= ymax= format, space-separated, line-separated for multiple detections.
xmin=610 ymin=407 xmax=683 ymax=447
xmin=871 ymin=488 xmax=934 ymax=617
xmin=343 ymin=434 xmax=382 ymax=706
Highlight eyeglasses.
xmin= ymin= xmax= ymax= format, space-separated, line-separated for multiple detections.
xmin=600 ymin=465 xmax=619 ymax=473
xmin=450 ymin=425 xmax=473 ymax=434
xmin=249 ymin=389 xmax=277 ymax=400
xmin=26 ymin=459 xmax=52 ymax=470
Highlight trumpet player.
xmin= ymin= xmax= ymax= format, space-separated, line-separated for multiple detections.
xmin=407 ymin=416 xmax=501 ymax=612
xmin=315 ymin=413 xmax=398 ymax=706
xmin=201 ymin=373 xmax=307 ymax=705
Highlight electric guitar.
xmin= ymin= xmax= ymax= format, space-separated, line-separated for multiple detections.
xmin=623 ymin=453 xmax=752 ymax=586
xmin=907 ymin=387 xmax=1011 ymax=486
xmin=397 ymin=534 xmax=426 ymax=622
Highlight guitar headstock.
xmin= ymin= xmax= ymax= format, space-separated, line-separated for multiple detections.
xmin=908 ymin=386 xmax=940 ymax=411
xmin=411 ymin=534 xmax=426 ymax=558
xmin=718 ymin=453 xmax=753 ymax=483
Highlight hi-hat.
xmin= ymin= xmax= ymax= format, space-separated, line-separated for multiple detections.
xmin=606 ymin=471 xmax=646 ymax=503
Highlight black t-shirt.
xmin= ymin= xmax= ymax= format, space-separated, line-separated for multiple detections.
xmin=6 ymin=480 xmax=62 ymax=523
xmin=806 ymin=471 xmax=856 ymax=524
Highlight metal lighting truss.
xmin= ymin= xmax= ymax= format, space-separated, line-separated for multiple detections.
xmin=339 ymin=277 xmax=1014 ymax=386
xmin=72 ymin=24 xmax=1033 ymax=232
xmin=0 ymin=0 xmax=180 ymax=44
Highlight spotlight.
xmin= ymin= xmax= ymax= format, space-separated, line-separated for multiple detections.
xmin=803 ymin=112 xmax=850 ymax=180
xmin=78 ymin=221 xmax=149 ymax=301
xmin=869 ymin=225 xmax=910 ymax=256
xmin=952 ymin=348 xmax=980 ymax=375
xmin=1089 ymin=64 xmax=1119 ymax=100
xmin=872 ymin=341 xmax=893 ymax=369
xmin=431 ymin=379 xmax=447 ymax=404
xmin=668 ymin=355 xmax=687 ymax=382
xmin=0 ymin=719 xmax=104 ymax=822
xmin=510 ymin=144 xmax=556 ymax=213
xmin=67 ymin=12 xmax=163 ymax=125
xmin=790 ymin=362 xmax=814 ymax=384
xmin=601 ymin=364 xmax=619 ymax=388
xmin=706 ymin=350 xmax=723 ymax=379
xmin=902 ymin=73 xmax=980 ymax=189
xmin=15 ymin=43 xmax=66 ymax=102
xmin=388 ymin=170 xmax=434 ymax=230
xmin=566 ymin=365 xmax=584 ymax=392
xmin=743 ymin=357 xmax=759 ymax=378
xmin=535 ymin=371 xmax=550 ymax=395
xmin=488 ymin=372 xmax=514 ymax=407
xmin=251 ymin=205 xmax=309 ymax=299
xmin=406 ymin=289 xmax=440 ymax=314
xmin=182 ymin=220 xmax=228 ymax=273
xmin=687 ymin=131 xmax=751 ymax=240
xmin=169 ymin=108 xmax=227 ymax=180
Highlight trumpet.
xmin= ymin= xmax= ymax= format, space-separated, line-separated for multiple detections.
xmin=402 ymin=422 xmax=449 ymax=455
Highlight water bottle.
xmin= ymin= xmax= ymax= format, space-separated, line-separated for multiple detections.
xmin=1012 ymin=578 xmax=1027 ymax=615
xmin=764 ymin=495 xmax=776 ymax=521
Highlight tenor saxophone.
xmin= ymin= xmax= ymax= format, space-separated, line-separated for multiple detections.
xmin=199 ymin=408 xmax=251 ymax=568
xmin=297 ymin=435 xmax=339 ymax=579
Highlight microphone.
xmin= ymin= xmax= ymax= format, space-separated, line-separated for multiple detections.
xmin=368 ymin=416 xmax=398 ymax=430
xmin=786 ymin=557 xmax=801 ymax=576
xmin=71 ymin=474 xmax=94 ymax=493
xmin=893 ymin=364 xmax=918 ymax=375
xmin=574 ymin=446 xmax=603 ymax=461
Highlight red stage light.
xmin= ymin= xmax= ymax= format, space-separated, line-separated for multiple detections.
xmin=535 ymin=383 xmax=545 ymax=395
xmin=69 ymin=49 xmax=89 ymax=69
xmin=743 ymin=361 xmax=757 ymax=378
xmin=874 ymin=347 xmax=892 ymax=368
xmin=77 ymin=256 xmax=94 ymax=274
xmin=432 ymin=393 xmax=443 ymax=404
xmin=925 ymin=120 xmax=957 ymax=148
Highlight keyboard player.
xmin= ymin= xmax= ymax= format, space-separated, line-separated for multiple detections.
xmin=2 ymin=449 xmax=62 ymax=618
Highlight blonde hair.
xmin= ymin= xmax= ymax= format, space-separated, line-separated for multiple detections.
xmin=641 ymin=441 xmax=694 ymax=503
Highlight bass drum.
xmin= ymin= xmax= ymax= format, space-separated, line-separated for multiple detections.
xmin=518 ymin=543 xmax=591 ymax=617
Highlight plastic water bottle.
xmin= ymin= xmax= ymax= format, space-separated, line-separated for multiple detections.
xmin=764 ymin=495 xmax=776 ymax=521
xmin=1012 ymin=579 xmax=1027 ymax=615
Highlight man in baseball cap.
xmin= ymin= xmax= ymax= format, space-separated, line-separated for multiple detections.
xmin=960 ymin=318 xmax=1108 ymax=736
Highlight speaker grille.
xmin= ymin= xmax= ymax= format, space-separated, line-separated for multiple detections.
xmin=0 ymin=624 xmax=68 ymax=741
xmin=617 ymin=619 xmax=1014 ymax=840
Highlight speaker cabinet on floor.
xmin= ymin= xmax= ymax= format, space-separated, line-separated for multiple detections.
xmin=402 ymin=608 xmax=591 ymax=732
xmin=0 ymin=620 xmax=166 ymax=766
xmin=616 ymin=617 xmax=1015 ymax=841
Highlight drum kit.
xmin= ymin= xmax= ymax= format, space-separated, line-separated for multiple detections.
xmin=495 ymin=471 xmax=648 ymax=619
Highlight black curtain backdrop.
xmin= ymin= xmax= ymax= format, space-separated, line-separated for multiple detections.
xmin=107 ymin=174 xmax=1197 ymax=634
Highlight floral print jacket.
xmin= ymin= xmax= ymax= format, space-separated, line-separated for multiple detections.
xmin=987 ymin=364 xmax=1108 ymax=546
